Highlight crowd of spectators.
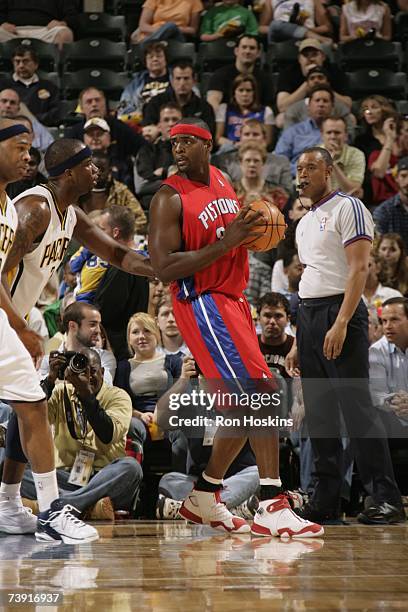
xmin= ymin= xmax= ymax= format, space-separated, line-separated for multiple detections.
xmin=0 ymin=0 xmax=407 ymax=521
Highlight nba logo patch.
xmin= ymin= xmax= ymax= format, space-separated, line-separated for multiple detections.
xmin=320 ymin=217 xmax=327 ymax=231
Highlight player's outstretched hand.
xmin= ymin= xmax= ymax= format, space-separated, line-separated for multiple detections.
xmin=17 ymin=327 xmax=44 ymax=367
xmin=223 ymin=204 xmax=264 ymax=250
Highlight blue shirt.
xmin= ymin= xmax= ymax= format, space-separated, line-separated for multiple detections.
xmin=369 ymin=335 xmax=408 ymax=427
xmin=372 ymin=194 xmax=408 ymax=252
xmin=274 ymin=118 xmax=322 ymax=177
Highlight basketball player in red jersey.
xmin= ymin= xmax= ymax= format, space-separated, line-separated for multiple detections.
xmin=149 ymin=118 xmax=323 ymax=538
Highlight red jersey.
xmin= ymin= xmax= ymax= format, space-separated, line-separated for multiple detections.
xmin=163 ymin=166 xmax=249 ymax=301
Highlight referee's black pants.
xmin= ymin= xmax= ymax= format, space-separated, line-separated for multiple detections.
xmin=297 ymin=295 xmax=401 ymax=512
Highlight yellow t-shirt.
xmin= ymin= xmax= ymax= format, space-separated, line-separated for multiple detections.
xmin=48 ymin=382 xmax=132 ymax=471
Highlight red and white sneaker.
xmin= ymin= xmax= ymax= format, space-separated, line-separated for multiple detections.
xmin=251 ymin=494 xmax=324 ymax=538
xmin=179 ymin=488 xmax=250 ymax=534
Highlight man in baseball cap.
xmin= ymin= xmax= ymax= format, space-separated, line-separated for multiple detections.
xmin=83 ymin=117 xmax=111 ymax=154
xmin=276 ymin=37 xmax=350 ymax=117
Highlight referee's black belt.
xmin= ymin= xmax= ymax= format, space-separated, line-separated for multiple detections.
xmin=300 ymin=294 xmax=344 ymax=306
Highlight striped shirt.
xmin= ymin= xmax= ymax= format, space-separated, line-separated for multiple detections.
xmin=296 ymin=191 xmax=374 ymax=298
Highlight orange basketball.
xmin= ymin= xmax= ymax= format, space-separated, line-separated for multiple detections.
xmin=241 ymin=199 xmax=287 ymax=252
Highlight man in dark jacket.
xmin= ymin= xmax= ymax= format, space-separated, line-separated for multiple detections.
xmin=135 ymin=102 xmax=182 ymax=207
xmin=0 ymin=45 xmax=61 ymax=125
xmin=143 ymin=61 xmax=215 ymax=137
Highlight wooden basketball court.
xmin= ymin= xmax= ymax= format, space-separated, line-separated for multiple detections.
xmin=1 ymin=521 xmax=407 ymax=610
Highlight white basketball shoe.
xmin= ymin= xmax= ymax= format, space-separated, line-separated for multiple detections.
xmin=251 ymin=494 xmax=324 ymax=538
xmin=179 ymin=488 xmax=250 ymax=534
xmin=0 ymin=494 xmax=37 ymax=534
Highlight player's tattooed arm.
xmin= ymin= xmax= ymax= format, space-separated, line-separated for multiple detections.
xmin=73 ymin=206 xmax=154 ymax=278
xmin=2 ymin=196 xmax=50 ymax=275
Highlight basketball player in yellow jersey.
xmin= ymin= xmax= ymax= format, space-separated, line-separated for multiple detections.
xmin=0 ymin=138 xmax=152 ymax=542
xmin=0 ymin=122 xmax=98 ymax=543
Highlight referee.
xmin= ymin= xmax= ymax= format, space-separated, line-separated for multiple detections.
xmin=286 ymin=147 xmax=404 ymax=525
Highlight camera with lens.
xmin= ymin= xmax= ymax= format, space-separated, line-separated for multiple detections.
xmin=53 ymin=351 xmax=89 ymax=380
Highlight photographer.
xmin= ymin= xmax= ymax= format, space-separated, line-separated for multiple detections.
xmin=39 ymin=301 xmax=116 ymax=385
xmin=21 ymin=349 xmax=141 ymax=519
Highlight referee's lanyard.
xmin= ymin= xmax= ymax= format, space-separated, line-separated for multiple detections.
xmin=63 ymin=383 xmax=88 ymax=443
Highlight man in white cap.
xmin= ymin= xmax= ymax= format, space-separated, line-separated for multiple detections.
xmin=83 ymin=117 xmax=111 ymax=153
xmin=83 ymin=117 xmax=129 ymax=188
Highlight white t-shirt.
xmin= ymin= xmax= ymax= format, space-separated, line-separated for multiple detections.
xmin=272 ymin=0 xmax=315 ymax=28
xmin=363 ymin=284 xmax=402 ymax=307
xmin=296 ymin=191 xmax=374 ymax=299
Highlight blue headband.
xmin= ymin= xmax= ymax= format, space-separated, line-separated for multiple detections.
xmin=47 ymin=146 xmax=93 ymax=177
xmin=0 ymin=124 xmax=29 ymax=142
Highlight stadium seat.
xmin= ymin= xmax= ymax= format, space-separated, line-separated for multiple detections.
xmin=58 ymin=99 xmax=82 ymax=126
xmin=266 ymin=41 xmax=298 ymax=72
xmin=394 ymin=11 xmax=408 ymax=46
xmin=126 ymin=45 xmax=144 ymax=73
xmin=336 ymin=40 xmax=402 ymax=72
xmin=346 ymin=69 xmax=407 ymax=100
xmin=199 ymin=72 xmax=212 ymax=98
xmin=166 ymin=41 xmax=197 ymax=66
xmin=0 ymin=39 xmax=59 ymax=72
xmin=198 ymin=40 xmax=236 ymax=72
xmin=77 ymin=13 xmax=126 ymax=42
xmin=62 ymin=39 xmax=126 ymax=71
xmin=63 ymin=69 xmax=129 ymax=101
xmin=396 ymin=99 xmax=408 ymax=115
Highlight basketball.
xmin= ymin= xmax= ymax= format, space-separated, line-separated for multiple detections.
xmin=241 ymin=199 xmax=287 ymax=252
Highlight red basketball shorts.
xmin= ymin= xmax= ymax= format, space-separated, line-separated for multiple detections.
xmin=172 ymin=292 xmax=272 ymax=380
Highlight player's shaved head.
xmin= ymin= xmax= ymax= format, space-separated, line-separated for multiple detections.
xmin=44 ymin=138 xmax=87 ymax=173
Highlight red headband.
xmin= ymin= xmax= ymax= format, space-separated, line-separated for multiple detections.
xmin=170 ymin=124 xmax=212 ymax=141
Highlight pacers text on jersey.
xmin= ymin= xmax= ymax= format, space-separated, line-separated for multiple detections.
xmin=40 ymin=236 xmax=70 ymax=268
xmin=0 ymin=222 xmax=14 ymax=257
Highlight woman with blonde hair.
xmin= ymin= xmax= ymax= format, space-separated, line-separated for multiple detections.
xmin=115 ymin=312 xmax=182 ymax=427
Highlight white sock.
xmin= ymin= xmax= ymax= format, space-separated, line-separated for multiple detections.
xmin=32 ymin=470 xmax=59 ymax=513
xmin=0 ymin=482 xmax=21 ymax=499
xmin=202 ymin=472 xmax=223 ymax=485
xmin=259 ymin=478 xmax=282 ymax=487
